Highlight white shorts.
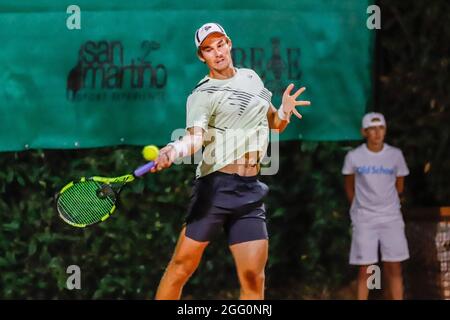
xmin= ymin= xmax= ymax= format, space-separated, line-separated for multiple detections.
xmin=350 ymin=219 xmax=410 ymax=265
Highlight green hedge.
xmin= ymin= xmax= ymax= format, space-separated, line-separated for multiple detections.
xmin=0 ymin=143 xmax=355 ymax=299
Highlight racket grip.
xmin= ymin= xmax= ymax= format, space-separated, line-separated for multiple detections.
xmin=134 ymin=161 xmax=156 ymax=177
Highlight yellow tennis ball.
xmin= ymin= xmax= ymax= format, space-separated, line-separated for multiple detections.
xmin=142 ymin=145 xmax=159 ymax=161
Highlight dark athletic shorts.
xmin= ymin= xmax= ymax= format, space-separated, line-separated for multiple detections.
xmin=185 ymin=171 xmax=269 ymax=245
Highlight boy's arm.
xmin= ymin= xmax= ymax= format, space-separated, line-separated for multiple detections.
xmin=344 ymin=174 xmax=355 ymax=204
xmin=396 ymin=176 xmax=405 ymax=195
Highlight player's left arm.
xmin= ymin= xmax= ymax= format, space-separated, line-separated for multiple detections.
xmin=267 ymin=84 xmax=311 ymax=132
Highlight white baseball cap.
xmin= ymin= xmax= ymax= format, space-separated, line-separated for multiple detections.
xmin=194 ymin=23 xmax=228 ymax=48
xmin=362 ymin=112 xmax=386 ymax=129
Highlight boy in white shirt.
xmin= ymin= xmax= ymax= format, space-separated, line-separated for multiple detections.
xmin=342 ymin=112 xmax=410 ymax=300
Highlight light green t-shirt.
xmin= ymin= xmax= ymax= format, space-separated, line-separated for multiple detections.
xmin=186 ymin=68 xmax=272 ymax=178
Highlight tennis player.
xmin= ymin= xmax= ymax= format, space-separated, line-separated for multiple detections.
xmin=342 ymin=112 xmax=410 ymax=300
xmin=151 ymin=23 xmax=310 ymax=300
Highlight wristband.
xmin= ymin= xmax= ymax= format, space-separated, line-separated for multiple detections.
xmin=167 ymin=141 xmax=189 ymax=159
xmin=277 ymin=105 xmax=289 ymax=121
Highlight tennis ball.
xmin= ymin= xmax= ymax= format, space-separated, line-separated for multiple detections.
xmin=142 ymin=145 xmax=159 ymax=161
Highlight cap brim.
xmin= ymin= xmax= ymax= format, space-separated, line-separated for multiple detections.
xmin=198 ymin=32 xmax=227 ymax=48
xmin=363 ymin=122 xmax=386 ymax=129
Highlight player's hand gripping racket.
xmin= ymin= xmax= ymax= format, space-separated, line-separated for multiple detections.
xmin=56 ymin=146 xmax=159 ymax=228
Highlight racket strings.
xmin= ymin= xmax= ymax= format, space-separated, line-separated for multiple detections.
xmin=57 ymin=181 xmax=116 ymax=225
xmin=59 ymin=187 xmax=106 ymax=223
xmin=58 ymin=183 xmax=100 ymax=224
xmin=60 ymin=183 xmax=112 ymax=224
xmin=70 ymin=181 xmax=115 ymax=220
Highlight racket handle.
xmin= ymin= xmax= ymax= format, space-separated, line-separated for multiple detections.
xmin=134 ymin=161 xmax=156 ymax=177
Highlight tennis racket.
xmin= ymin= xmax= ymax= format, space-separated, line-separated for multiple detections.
xmin=55 ymin=161 xmax=156 ymax=228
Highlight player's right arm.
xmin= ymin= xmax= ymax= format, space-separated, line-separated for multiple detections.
xmin=344 ymin=174 xmax=355 ymax=204
xmin=151 ymin=88 xmax=211 ymax=172
xmin=151 ymin=127 xmax=204 ymax=172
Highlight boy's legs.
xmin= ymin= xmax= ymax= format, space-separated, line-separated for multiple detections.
xmin=350 ymin=222 xmax=379 ymax=300
xmin=379 ymin=219 xmax=409 ymax=300
xmin=383 ymin=261 xmax=403 ymax=300
xmin=357 ymin=265 xmax=372 ymax=300
xmin=155 ymin=227 xmax=209 ymax=300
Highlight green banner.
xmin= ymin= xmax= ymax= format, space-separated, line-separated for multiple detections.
xmin=0 ymin=0 xmax=373 ymax=151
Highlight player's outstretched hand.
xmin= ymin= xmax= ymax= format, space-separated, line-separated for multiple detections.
xmin=150 ymin=145 xmax=176 ymax=173
xmin=281 ymin=84 xmax=311 ymax=120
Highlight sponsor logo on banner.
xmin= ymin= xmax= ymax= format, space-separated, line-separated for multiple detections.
xmin=67 ymin=40 xmax=167 ymax=101
xmin=232 ymin=37 xmax=302 ymax=97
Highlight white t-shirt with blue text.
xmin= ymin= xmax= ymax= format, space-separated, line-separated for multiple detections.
xmin=342 ymin=143 xmax=409 ymax=224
